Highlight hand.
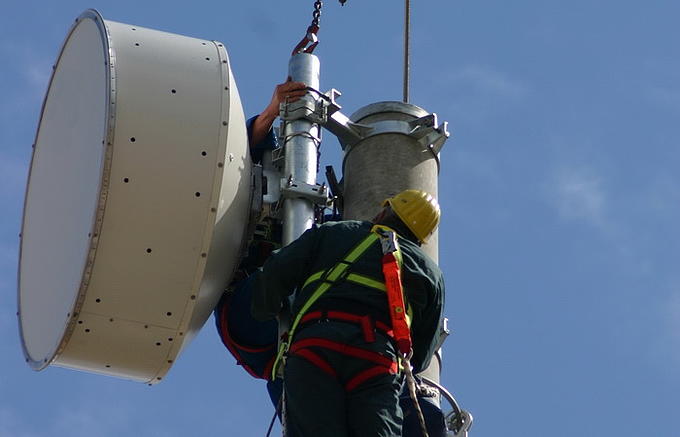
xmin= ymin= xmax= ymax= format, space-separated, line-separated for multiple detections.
xmin=262 ymin=78 xmax=308 ymax=119
xmin=250 ymin=78 xmax=308 ymax=147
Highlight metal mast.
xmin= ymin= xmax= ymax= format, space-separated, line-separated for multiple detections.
xmin=403 ymin=0 xmax=411 ymax=103
xmin=281 ymin=54 xmax=321 ymax=244
xmin=281 ymin=1 xmax=324 ymax=245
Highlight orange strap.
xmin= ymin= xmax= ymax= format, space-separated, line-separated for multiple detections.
xmin=381 ymin=252 xmax=412 ymax=355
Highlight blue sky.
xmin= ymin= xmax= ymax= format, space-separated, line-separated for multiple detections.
xmin=2 ymin=1 xmax=679 ymax=436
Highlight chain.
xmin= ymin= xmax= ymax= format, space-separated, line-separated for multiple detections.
xmin=293 ymin=1 xmax=324 ymax=54
xmin=311 ymin=1 xmax=323 ymax=28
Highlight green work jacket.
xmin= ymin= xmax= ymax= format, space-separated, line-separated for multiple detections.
xmin=250 ymin=220 xmax=444 ymax=373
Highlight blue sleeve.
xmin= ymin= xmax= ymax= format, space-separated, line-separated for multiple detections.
xmin=246 ymin=115 xmax=279 ymax=164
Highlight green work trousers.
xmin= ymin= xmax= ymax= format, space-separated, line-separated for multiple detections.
xmin=283 ymin=320 xmax=403 ymax=437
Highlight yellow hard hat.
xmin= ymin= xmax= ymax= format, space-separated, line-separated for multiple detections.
xmin=383 ymin=190 xmax=441 ymax=243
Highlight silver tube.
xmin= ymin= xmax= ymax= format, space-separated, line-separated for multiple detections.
xmin=282 ymin=54 xmax=321 ymax=245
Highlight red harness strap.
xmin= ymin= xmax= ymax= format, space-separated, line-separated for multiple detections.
xmin=346 ymin=364 xmax=398 ymax=392
xmin=381 ymin=252 xmax=412 ymax=355
xmin=300 ymin=310 xmax=394 ymax=343
xmin=291 ymin=348 xmax=338 ymax=379
xmin=289 ymin=337 xmax=398 ymax=392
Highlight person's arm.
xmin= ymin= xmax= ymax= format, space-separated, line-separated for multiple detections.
xmin=249 ymin=79 xmax=307 ymax=148
xmin=246 ymin=115 xmax=277 ymax=164
xmin=418 ymin=272 xmax=444 ymax=373
xmin=402 ymin=252 xmax=445 ymax=373
xmin=250 ymin=225 xmax=320 ymax=321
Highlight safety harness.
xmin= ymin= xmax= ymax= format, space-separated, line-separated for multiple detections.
xmin=271 ymin=225 xmax=413 ymax=384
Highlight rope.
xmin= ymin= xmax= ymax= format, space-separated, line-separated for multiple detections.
xmin=402 ymin=353 xmax=429 ymax=437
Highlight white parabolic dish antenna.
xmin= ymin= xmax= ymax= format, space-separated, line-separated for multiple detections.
xmin=18 ymin=9 xmax=252 ymax=384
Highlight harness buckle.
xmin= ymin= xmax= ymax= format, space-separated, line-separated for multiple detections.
xmin=375 ymin=227 xmax=398 ymax=254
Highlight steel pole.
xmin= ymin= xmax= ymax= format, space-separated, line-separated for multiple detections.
xmin=283 ymin=54 xmax=321 ymax=245
xmin=341 ymin=101 xmax=445 ymax=405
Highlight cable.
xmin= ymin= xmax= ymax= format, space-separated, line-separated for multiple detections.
xmin=265 ymin=406 xmax=278 ymax=437
xmin=403 ymin=0 xmax=411 ymax=103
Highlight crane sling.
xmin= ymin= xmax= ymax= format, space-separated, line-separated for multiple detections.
xmin=271 ymin=225 xmax=413 ymax=381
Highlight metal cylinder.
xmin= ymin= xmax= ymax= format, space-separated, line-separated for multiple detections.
xmin=282 ymin=54 xmax=321 ymax=245
xmin=342 ymin=101 xmax=439 ymax=261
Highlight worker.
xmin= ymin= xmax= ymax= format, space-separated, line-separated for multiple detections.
xmin=250 ymin=189 xmax=444 ymax=437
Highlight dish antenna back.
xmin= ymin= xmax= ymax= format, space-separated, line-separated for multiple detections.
xmin=18 ymin=9 xmax=251 ymax=384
